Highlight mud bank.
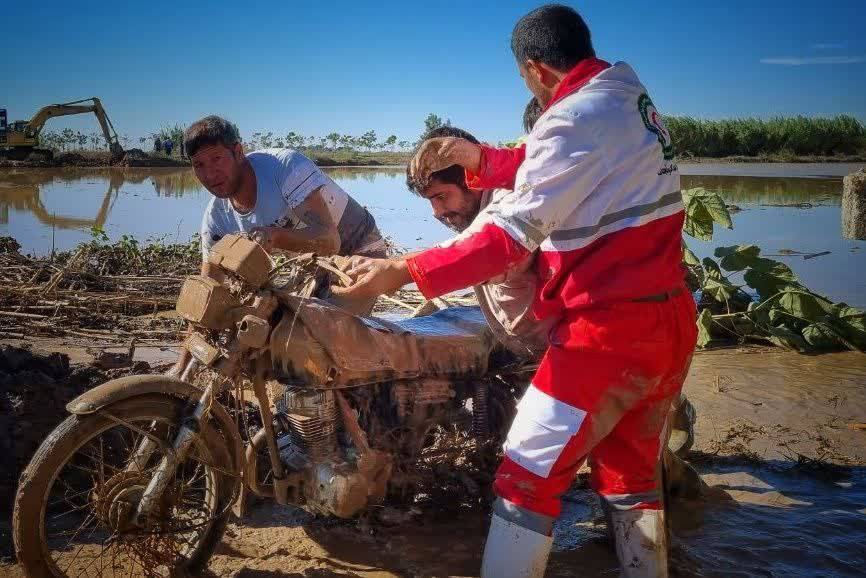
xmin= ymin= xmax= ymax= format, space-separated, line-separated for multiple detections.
xmin=0 ymin=149 xmax=190 ymax=169
xmin=0 ymin=346 xmax=155 ymax=510
xmin=0 ymin=150 xmax=411 ymax=170
xmin=0 ymin=345 xmax=157 ymax=563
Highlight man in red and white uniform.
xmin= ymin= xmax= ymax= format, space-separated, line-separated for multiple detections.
xmin=335 ymin=5 xmax=696 ymax=577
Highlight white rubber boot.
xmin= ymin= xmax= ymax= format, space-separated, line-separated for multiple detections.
xmin=480 ymin=512 xmax=553 ymax=578
xmin=610 ymin=508 xmax=669 ymax=577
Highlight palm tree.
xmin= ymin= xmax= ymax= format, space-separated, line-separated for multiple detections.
xmin=327 ymin=132 xmax=341 ymax=150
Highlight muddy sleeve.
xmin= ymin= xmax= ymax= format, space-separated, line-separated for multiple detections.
xmin=465 ymin=144 xmax=526 ymax=190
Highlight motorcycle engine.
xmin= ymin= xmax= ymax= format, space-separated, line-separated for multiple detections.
xmin=273 ymin=386 xmax=377 ymax=518
xmin=275 ymin=387 xmax=338 ymax=469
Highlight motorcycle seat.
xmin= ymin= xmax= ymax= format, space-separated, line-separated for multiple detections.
xmin=270 ymin=296 xmax=498 ymax=387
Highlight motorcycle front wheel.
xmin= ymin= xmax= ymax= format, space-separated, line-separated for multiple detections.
xmin=13 ymin=394 xmax=235 ymax=577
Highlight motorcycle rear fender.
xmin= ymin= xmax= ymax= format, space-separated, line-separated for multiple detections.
xmin=66 ymin=375 xmax=244 ymax=473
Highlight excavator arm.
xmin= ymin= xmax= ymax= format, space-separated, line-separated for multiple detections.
xmin=26 ymin=97 xmax=124 ymax=159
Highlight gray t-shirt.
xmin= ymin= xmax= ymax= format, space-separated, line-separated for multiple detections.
xmin=200 ymin=149 xmax=382 ymax=258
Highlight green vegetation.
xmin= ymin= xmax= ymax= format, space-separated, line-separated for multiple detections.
xmin=34 ymin=113 xmax=866 ymax=164
xmin=83 ymin=227 xmax=200 ymax=276
xmin=665 ymin=115 xmax=866 ymax=159
xmin=39 ymin=130 xmax=131 ymax=153
xmin=682 ymin=188 xmax=866 ymax=352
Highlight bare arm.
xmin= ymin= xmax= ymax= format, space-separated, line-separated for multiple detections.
xmin=255 ymin=186 xmax=341 ymax=255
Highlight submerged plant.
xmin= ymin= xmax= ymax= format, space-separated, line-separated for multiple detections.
xmin=681 ymin=188 xmax=866 ymax=352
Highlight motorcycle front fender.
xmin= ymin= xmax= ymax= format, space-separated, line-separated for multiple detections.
xmin=66 ymin=374 xmax=244 ymax=473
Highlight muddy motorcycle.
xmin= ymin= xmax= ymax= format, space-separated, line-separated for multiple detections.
xmin=13 ymin=235 xmax=529 ymax=578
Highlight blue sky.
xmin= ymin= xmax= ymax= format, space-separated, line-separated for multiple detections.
xmin=3 ymin=0 xmax=864 ymax=145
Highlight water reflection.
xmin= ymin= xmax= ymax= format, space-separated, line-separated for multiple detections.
xmin=147 ymin=169 xmax=203 ymax=197
xmin=0 ymin=169 xmax=122 ymax=230
xmin=324 ymin=166 xmax=404 ymax=183
xmin=681 ymin=174 xmax=841 ymax=205
xmin=1 ymin=166 xmax=864 ymax=306
xmin=0 ymin=168 xmax=210 ymax=253
xmin=682 ymin=175 xmax=842 ymax=206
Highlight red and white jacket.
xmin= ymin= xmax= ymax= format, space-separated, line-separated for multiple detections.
xmin=406 ymin=59 xmax=686 ymax=322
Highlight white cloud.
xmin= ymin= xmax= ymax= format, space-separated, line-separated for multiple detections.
xmin=760 ymin=55 xmax=866 ymax=65
xmin=811 ymin=43 xmax=844 ymax=50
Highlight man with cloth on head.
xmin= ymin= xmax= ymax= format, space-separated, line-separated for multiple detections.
xmin=406 ymin=121 xmax=553 ymax=358
xmin=333 ymin=5 xmax=696 ymax=577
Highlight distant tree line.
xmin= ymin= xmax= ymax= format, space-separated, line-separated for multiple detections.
xmin=38 ymin=113 xmax=865 ymax=158
xmin=663 ymin=115 xmax=866 ymax=158
xmin=39 ymin=130 xmax=127 ymax=152
xmin=241 ymin=130 xmax=412 ymax=153
xmin=39 ymin=128 xmax=416 ymax=154
xmin=38 ymin=113 xmax=448 ymax=155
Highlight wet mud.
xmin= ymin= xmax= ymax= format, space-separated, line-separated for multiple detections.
xmin=0 ymin=346 xmax=864 ymax=576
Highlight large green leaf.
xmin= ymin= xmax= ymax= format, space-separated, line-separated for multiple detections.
xmin=696 ymin=308 xmax=714 ymax=348
xmin=702 ymin=277 xmax=740 ymax=302
xmin=776 ymin=291 xmax=833 ymax=322
xmin=682 ymin=242 xmax=701 ymax=266
xmin=766 ymin=325 xmax=809 ymax=351
xmin=802 ymin=323 xmax=846 ymax=350
xmin=714 ymin=244 xmax=761 ymax=271
xmin=834 ymin=305 xmax=866 ymax=321
xmin=682 ymin=188 xmax=733 ymax=241
xmin=829 ymin=305 xmax=866 ymax=350
xmin=743 ymin=260 xmax=801 ymax=298
xmin=702 ymin=257 xmax=722 ymax=280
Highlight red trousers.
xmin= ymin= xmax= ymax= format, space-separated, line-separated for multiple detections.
xmin=494 ymin=290 xmax=697 ymax=518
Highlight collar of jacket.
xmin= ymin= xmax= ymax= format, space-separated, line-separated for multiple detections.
xmin=544 ymin=57 xmax=612 ymax=111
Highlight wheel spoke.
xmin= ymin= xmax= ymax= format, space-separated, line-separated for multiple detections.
xmin=32 ymin=411 xmax=224 ymax=577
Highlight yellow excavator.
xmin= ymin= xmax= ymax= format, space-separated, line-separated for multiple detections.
xmin=0 ymin=97 xmax=124 ymax=162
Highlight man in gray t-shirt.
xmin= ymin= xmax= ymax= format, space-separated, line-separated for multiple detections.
xmin=169 ymin=116 xmax=384 ymax=377
xmin=184 ymin=116 xmax=385 ymax=279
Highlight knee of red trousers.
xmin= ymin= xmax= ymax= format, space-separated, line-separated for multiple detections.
xmin=493 ymin=455 xmax=664 ymax=517
xmin=588 ymin=431 xmax=665 ymax=509
xmin=493 ymin=456 xmax=570 ymax=518
xmin=590 ymin=464 xmax=663 ymax=511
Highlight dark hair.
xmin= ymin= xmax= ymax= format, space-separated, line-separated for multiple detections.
xmin=183 ymin=115 xmax=241 ymax=157
xmin=406 ymin=126 xmax=480 ymax=195
xmin=511 ymin=4 xmax=595 ymax=71
xmin=523 ymin=98 xmax=543 ymax=133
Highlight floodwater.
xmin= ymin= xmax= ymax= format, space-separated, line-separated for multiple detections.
xmin=1 ymin=164 xmax=865 ymax=307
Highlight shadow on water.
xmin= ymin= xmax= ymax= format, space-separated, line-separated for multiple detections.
xmin=666 ymin=460 xmax=866 ymax=577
